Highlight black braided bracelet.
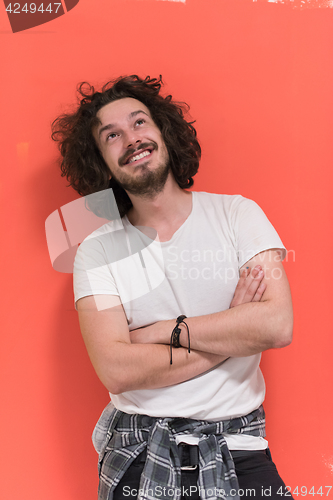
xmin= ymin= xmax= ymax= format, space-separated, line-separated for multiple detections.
xmin=170 ymin=315 xmax=191 ymax=365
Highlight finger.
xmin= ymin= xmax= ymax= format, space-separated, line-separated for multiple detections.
xmin=239 ymin=266 xmax=251 ymax=278
xmin=242 ymin=267 xmax=265 ymax=301
xmin=230 ymin=268 xmax=250 ymax=307
xmin=240 ymin=267 xmax=250 ymax=281
xmin=233 ymin=267 xmax=249 ymax=294
xmin=242 ymin=265 xmax=262 ymax=286
xmin=252 ymin=282 xmax=266 ymax=302
xmin=247 ymin=265 xmax=262 ymax=280
xmin=230 ymin=267 xmax=260 ymax=308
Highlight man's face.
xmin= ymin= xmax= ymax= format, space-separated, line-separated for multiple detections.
xmin=93 ymin=97 xmax=170 ymax=198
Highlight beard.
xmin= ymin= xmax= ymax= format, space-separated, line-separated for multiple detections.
xmin=111 ymin=146 xmax=170 ymax=199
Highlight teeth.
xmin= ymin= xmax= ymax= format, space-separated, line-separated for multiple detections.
xmin=128 ymin=150 xmax=151 ymax=163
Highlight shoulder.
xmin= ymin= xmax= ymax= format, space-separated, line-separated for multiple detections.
xmin=192 ymin=191 xmax=275 ymax=238
xmin=193 ymin=190 xmax=249 ymax=203
xmin=192 ymin=191 xmax=258 ymax=215
xmin=74 ymin=218 xmax=125 ymax=270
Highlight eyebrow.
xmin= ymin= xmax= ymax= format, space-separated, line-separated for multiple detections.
xmin=98 ymin=110 xmax=150 ymax=139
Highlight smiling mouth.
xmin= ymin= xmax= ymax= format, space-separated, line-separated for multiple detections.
xmin=125 ymin=148 xmax=153 ymax=165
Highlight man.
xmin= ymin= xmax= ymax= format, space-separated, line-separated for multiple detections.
xmin=52 ymin=75 xmax=293 ymax=500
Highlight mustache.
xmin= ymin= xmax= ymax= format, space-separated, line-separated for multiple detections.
xmin=119 ymin=142 xmax=157 ymax=166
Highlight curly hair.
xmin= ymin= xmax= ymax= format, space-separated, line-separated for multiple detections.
xmin=51 ymin=75 xmax=201 ymax=217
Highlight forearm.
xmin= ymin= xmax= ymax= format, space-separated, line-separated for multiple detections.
xmin=178 ymin=299 xmax=293 ymax=356
xmin=78 ymin=297 xmax=227 ymax=395
xmin=135 ymin=298 xmax=293 ymax=358
xmin=137 ymin=255 xmax=293 ymax=357
xmin=89 ymin=339 xmax=227 ymax=395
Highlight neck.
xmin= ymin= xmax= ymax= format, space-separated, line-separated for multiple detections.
xmin=126 ymin=174 xmax=192 ymax=236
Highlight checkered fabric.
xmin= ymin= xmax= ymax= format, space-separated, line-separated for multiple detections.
xmin=94 ymin=404 xmax=266 ymax=500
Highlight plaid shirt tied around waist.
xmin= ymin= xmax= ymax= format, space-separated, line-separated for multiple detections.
xmin=93 ymin=403 xmax=266 ymax=500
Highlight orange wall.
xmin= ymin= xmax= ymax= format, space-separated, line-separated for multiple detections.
xmin=1 ymin=1 xmax=333 ymax=498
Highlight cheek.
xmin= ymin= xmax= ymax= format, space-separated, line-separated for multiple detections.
xmin=102 ymin=149 xmax=119 ymax=167
xmin=162 ymin=143 xmax=170 ymax=162
xmin=101 ymin=157 xmax=116 ymax=178
xmin=156 ymin=135 xmax=167 ymax=156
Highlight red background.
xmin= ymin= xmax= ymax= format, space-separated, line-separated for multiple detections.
xmin=1 ymin=1 xmax=332 ymax=498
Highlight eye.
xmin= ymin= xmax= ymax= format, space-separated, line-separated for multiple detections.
xmin=106 ymin=132 xmax=118 ymax=141
xmin=135 ymin=118 xmax=145 ymax=126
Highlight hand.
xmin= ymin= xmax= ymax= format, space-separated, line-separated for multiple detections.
xmin=131 ymin=265 xmax=266 ymax=344
xmin=229 ymin=265 xmax=266 ymax=308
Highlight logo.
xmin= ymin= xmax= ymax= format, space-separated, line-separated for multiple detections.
xmin=45 ymin=189 xmax=165 ymax=309
xmin=3 ymin=0 xmax=80 ymax=33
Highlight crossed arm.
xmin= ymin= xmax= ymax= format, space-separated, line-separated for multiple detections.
xmin=77 ymin=249 xmax=293 ymax=395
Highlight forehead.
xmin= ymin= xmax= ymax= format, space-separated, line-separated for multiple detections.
xmin=96 ymin=97 xmax=151 ymax=124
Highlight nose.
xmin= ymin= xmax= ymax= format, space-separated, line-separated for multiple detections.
xmin=124 ymin=130 xmax=142 ymax=149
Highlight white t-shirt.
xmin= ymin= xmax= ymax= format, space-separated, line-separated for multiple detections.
xmin=74 ymin=192 xmax=286 ymax=450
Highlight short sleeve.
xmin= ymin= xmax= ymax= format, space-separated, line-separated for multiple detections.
xmin=230 ymin=196 xmax=286 ymax=268
xmin=73 ymin=235 xmax=119 ymax=308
